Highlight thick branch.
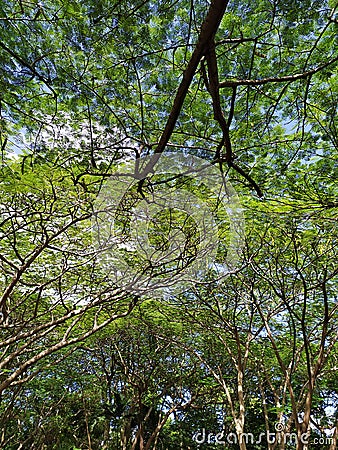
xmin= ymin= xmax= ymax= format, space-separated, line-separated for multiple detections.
xmin=154 ymin=0 xmax=228 ymax=155
xmin=137 ymin=0 xmax=228 ymax=181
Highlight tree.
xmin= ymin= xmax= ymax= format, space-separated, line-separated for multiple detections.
xmin=0 ymin=0 xmax=338 ymax=448
xmin=0 ymin=151 xmax=140 ymax=394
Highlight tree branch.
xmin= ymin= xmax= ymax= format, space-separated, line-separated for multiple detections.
xmin=219 ymin=56 xmax=338 ymax=88
xmin=206 ymin=41 xmax=263 ymax=197
xmin=138 ymin=0 xmax=229 ymax=179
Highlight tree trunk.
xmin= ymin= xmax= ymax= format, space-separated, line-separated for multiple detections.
xmin=329 ymin=422 xmax=337 ymax=450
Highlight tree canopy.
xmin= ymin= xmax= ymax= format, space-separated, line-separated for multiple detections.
xmin=0 ymin=0 xmax=338 ymax=449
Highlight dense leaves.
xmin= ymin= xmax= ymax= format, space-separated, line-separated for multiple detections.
xmin=0 ymin=0 xmax=338 ymax=449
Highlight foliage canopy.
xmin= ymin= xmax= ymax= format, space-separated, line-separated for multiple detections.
xmin=0 ymin=0 xmax=338 ymax=448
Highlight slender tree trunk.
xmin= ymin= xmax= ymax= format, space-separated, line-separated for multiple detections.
xmin=329 ymin=422 xmax=337 ymax=450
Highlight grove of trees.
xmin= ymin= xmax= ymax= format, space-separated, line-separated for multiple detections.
xmin=0 ymin=0 xmax=337 ymax=449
